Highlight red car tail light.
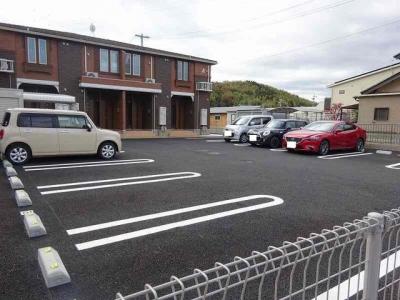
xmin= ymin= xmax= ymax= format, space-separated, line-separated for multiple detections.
xmin=0 ymin=129 xmax=4 ymax=140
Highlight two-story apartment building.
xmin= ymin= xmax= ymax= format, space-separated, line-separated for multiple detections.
xmin=0 ymin=22 xmax=217 ymax=133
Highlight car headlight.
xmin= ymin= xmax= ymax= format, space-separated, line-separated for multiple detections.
xmin=307 ymin=136 xmax=321 ymax=141
xmin=262 ymin=130 xmax=270 ymax=136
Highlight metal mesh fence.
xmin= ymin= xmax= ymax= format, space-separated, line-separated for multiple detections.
xmin=115 ymin=208 xmax=400 ymax=300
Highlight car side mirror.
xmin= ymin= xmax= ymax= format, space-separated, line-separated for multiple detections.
xmin=334 ymin=129 xmax=342 ymax=134
xmin=83 ymin=124 xmax=92 ymax=132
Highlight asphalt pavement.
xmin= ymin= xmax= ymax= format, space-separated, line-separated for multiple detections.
xmin=1 ymin=138 xmax=399 ymax=299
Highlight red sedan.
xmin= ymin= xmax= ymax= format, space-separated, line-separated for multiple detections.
xmin=282 ymin=121 xmax=367 ymax=155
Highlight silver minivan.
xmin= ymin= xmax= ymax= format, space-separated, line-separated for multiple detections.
xmin=223 ymin=115 xmax=273 ymax=143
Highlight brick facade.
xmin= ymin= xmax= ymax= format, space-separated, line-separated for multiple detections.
xmin=0 ymin=23 xmax=216 ymax=131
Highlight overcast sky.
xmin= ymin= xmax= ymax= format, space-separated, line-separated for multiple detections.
xmin=1 ymin=0 xmax=399 ymax=101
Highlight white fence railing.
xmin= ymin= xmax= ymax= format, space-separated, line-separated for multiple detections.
xmin=196 ymin=82 xmax=213 ymax=92
xmin=115 ymin=208 xmax=400 ymax=300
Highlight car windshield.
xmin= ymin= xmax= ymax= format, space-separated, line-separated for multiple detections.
xmin=232 ymin=117 xmax=250 ymax=125
xmin=266 ymin=120 xmax=285 ymax=129
xmin=304 ymin=122 xmax=336 ymax=132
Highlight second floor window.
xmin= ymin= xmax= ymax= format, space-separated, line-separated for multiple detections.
xmin=100 ymin=49 xmax=119 ymax=73
xmin=125 ymin=53 xmax=141 ymax=76
xmin=27 ymin=37 xmax=47 ymax=64
xmin=177 ymin=60 xmax=189 ymax=81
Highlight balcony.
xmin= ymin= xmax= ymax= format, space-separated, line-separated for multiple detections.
xmin=0 ymin=58 xmax=14 ymax=73
xmin=79 ymin=75 xmax=162 ymax=94
xmin=196 ymin=81 xmax=213 ymax=92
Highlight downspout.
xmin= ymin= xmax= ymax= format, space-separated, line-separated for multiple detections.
xmin=150 ymin=56 xmax=153 ymax=79
xmin=84 ymin=45 xmax=87 ymax=73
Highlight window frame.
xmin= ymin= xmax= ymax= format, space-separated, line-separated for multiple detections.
xmin=132 ymin=53 xmax=141 ymax=76
xmin=214 ymin=114 xmax=221 ymax=120
xmin=27 ymin=37 xmax=37 ymax=64
xmin=177 ymin=60 xmax=189 ymax=81
xmin=124 ymin=53 xmax=132 ymax=75
xmin=17 ymin=113 xmax=58 ymax=128
xmin=109 ymin=50 xmax=119 ymax=73
xmin=38 ymin=39 xmax=48 ymax=65
xmin=57 ymin=115 xmax=89 ymax=129
xmin=374 ymin=107 xmax=389 ymax=121
xmin=100 ymin=48 xmax=110 ymax=73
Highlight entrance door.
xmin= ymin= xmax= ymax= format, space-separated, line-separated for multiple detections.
xmin=172 ymin=96 xmax=193 ymax=129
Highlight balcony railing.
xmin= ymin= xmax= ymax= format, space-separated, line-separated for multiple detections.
xmin=0 ymin=58 xmax=15 ymax=73
xmin=196 ymin=81 xmax=213 ymax=92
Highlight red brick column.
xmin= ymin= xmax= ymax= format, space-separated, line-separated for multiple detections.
xmin=119 ymin=90 xmax=126 ymax=130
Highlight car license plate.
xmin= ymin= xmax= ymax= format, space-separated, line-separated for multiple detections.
xmin=224 ymin=130 xmax=233 ymax=137
xmin=249 ymin=135 xmax=257 ymax=142
xmin=287 ymin=141 xmax=297 ymax=149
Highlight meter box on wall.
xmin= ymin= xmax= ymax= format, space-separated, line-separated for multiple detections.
xmin=200 ymin=108 xmax=208 ymax=126
xmin=159 ymin=107 xmax=167 ymax=126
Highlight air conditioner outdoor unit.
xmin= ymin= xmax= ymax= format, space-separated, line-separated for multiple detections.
xmin=0 ymin=59 xmax=14 ymax=72
xmin=85 ymin=72 xmax=98 ymax=78
xmin=145 ymin=78 xmax=155 ymax=84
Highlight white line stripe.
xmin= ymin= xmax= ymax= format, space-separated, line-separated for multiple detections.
xmin=317 ymin=152 xmax=365 ymax=158
xmin=67 ymin=195 xmax=274 ymax=235
xmin=205 ymin=140 xmax=224 ymax=142
xmin=37 ymin=172 xmax=198 ymax=189
xmin=74 ymin=195 xmax=283 ymax=250
xmin=24 ymin=159 xmax=151 ymax=169
xmin=233 ymin=144 xmax=250 ymax=147
xmin=313 ymin=250 xmax=400 ymax=300
xmin=39 ymin=172 xmax=201 ymax=195
xmin=386 ymin=163 xmax=400 ymax=169
xmin=25 ymin=159 xmax=154 ymax=171
xmin=319 ymin=153 xmax=373 ymax=160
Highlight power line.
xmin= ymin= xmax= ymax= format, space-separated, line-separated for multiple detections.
xmin=157 ymin=0 xmax=317 ymax=38
xmin=156 ymin=0 xmax=356 ymax=40
xmin=256 ymin=17 xmax=400 ymax=60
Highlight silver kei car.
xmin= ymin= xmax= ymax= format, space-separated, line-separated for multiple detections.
xmin=223 ymin=115 xmax=273 ymax=143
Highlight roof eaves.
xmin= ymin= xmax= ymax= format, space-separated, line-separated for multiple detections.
xmin=360 ymin=71 xmax=400 ymax=95
xmin=327 ymin=62 xmax=400 ymax=88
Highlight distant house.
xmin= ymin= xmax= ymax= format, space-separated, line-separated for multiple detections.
xmin=210 ymin=105 xmax=263 ymax=128
xmin=356 ymin=71 xmax=400 ymax=123
xmin=328 ymin=60 xmax=400 ymax=108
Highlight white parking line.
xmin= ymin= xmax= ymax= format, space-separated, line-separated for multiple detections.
xmin=24 ymin=159 xmax=154 ymax=171
xmin=73 ymin=195 xmax=284 ymax=250
xmin=205 ymin=140 xmax=224 ymax=143
xmin=386 ymin=162 xmax=400 ymax=169
xmin=313 ymin=250 xmax=400 ymax=300
xmin=38 ymin=172 xmax=201 ymax=195
xmin=68 ymin=195 xmax=281 ymax=235
xmin=318 ymin=152 xmax=373 ymax=159
xmin=233 ymin=144 xmax=250 ymax=147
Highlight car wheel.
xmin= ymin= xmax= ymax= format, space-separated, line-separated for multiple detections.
xmin=224 ymin=138 xmax=231 ymax=143
xmin=356 ymin=138 xmax=365 ymax=152
xmin=319 ymin=140 xmax=330 ymax=155
xmin=98 ymin=142 xmax=116 ymax=160
xmin=6 ymin=143 xmax=31 ymax=165
xmin=239 ymin=134 xmax=248 ymax=143
xmin=287 ymin=149 xmax=295 ymax=153
xmin=269 ymin=136 xmax=280 ymax=148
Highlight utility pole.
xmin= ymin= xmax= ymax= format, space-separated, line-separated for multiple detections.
xmin=135 ymin=33 xmax=150 ymax=46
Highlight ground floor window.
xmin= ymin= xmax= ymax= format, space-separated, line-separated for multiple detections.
xmin=374 ymin=107 xmax=389 ymax=121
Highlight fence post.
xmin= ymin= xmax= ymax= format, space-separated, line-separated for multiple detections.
xmin=362 ymin=212 xmax=384 ymax=300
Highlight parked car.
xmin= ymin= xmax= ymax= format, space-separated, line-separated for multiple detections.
xmin=224 ymin=115 xmax=273 ymax=143
xmin=0 ymin=108 xmax=122 ymax=164
xmin=248 ymin=119 xmax=308 ymax=148
xmin=282 ymin=120 xmax=366 ymax=155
